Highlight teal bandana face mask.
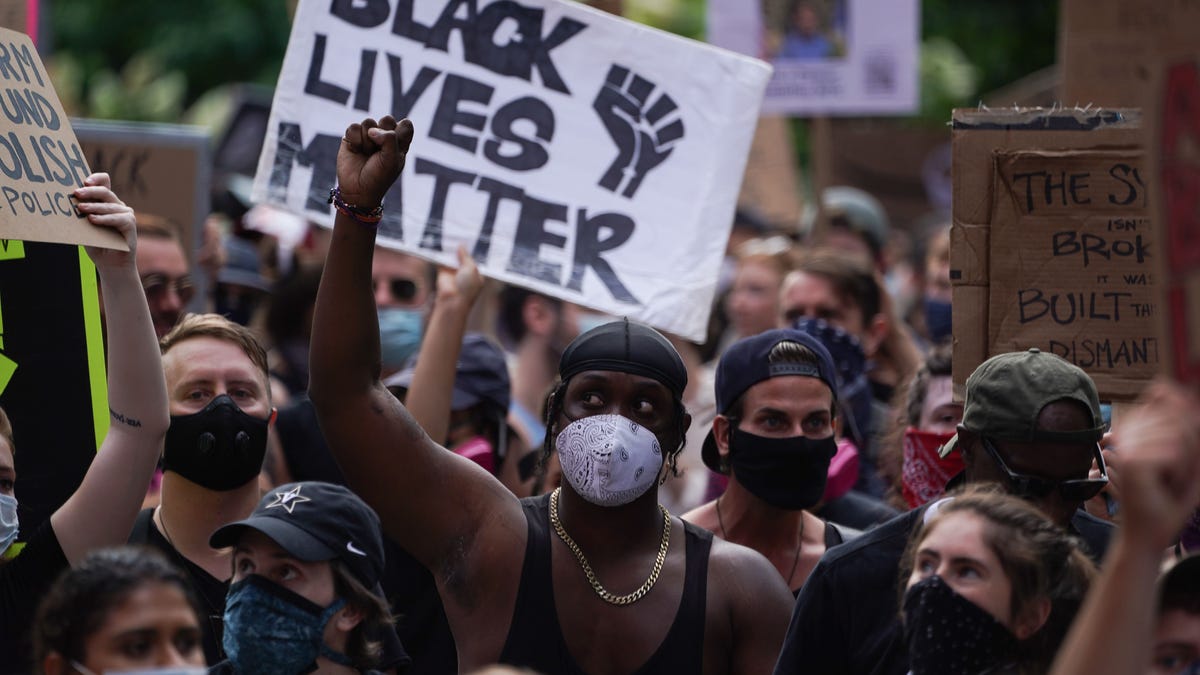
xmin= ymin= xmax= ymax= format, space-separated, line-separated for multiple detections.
xmin=378 ymin=307 xmax=423 ymax=369
xmin=222 ymin=574 xmax=351 ymax=675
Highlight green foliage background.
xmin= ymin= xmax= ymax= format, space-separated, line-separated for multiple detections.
xmin=46 ymin=0 xmax=1060 ymax=142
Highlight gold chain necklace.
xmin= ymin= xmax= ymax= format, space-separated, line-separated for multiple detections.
xmin=549 ymin=487 xmax=671 ymax=606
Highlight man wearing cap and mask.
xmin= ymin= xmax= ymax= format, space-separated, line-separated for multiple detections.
xmin=684 ymin=329 xmax=858 ymax=595
xmin=774 ymin=348 xmax=1116 ymax=675
xmin=310 ymin=115 xmax=793 ymax=674
xmin=209 ymin=481 xmax=407 ymax=674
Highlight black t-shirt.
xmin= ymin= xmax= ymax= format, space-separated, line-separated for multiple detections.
xmin=0 ymin=520 xmax=69 ymax=674
xmin=773 ymin=507 xmax=1114 ymax=675
xmin=816 ymin=489 xmax=899 ymax=531
xmin=128 ymin=508 xmax=230 ymax=666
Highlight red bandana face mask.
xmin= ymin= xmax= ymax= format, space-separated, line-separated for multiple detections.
xmin=901 ymin=428 xmax=961 ymax=508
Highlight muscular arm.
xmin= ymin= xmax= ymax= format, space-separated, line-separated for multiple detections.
xmin=402 ymin=248 xmax=482 ymax=445
xmin=51 ymin=174 xmax=171 ymax=565
xmin=710 ymin=540 xmax=794 ymax=674
xmin=308 ymin=117 xmax=523 ymax=579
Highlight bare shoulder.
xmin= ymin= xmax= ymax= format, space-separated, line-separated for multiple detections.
xmin=707 ymin=536 xmax=793 ymax=608
xmin=704 ymin=536 xmax=793 ymax=673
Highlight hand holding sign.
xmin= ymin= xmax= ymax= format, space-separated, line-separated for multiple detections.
xmin=336 ymin=116 xmax=415 ymax=209
xmin=77 ymin=173 xmax=136 ymax=270
xmin=593 ymin=65 xmax=684 ymax=199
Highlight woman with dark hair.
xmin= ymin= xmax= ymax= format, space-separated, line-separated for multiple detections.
xmin=33 ymin=546 xmax=206 ymax=674
xmin=900 ymin=487 xmax=1097 ymax=675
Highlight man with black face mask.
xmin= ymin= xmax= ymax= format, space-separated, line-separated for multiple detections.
xmin=127 ymin=312 xmax=277 ymax=665
xmin=684 ymin=329 xmax=857 ymax=595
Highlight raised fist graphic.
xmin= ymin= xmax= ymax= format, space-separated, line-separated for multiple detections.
xmin=593 ymin=65 xmax=685 ymax=198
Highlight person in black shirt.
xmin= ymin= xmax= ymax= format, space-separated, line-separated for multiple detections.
xmin=685 ymin=328 xmax=856 ymax=594
xmin=310 ymin=115 xmax=794 ymax=674
xmin=0 ymin=174 xmax=171 ymax=673
xmin=128 ymin=312 xmax=277 ymax=665
xmin=775 ymin=348 xmax=1117 ymax=675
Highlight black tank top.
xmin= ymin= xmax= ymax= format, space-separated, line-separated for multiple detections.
xmin=498 ymin=494 xmax=712 ymax=674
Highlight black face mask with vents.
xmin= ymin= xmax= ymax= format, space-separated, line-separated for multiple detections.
xmin=163 ymin=394 xmax=267 ymax=490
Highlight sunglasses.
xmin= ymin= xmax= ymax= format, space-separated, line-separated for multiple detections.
xmin=140 ymin=272 xmax=195 ymax=305
xmin=980 ymin=436 xmax=1108 ymax=502
xmin=373 ymin=277 xmax=420 ymax=303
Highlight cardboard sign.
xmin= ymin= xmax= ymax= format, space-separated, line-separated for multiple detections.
xmin=75 ymin=120 xmax=212 ymax=269
xmin=1146 ymin=56 xmax=1200 ymax=387
xmin=988 ymin=150 xmax=1157 ymax=399
xmin=253 ymin=0 xmax=772 ymax=341
xmin=0 ymin=241 xmax=108 ymax=538
xmin=706 ymin=0 xmax=918 ymax=115
xmin=950 ymin=108 xmax=1156 ymax=401
xmin=0 ymin=28 xmax=124 ymax=250
xmin=0 ymin=0 xmax=28 ymax=34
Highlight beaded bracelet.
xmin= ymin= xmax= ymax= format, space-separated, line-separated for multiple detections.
xmin=328 ymin=186 xmax=384 ymax=226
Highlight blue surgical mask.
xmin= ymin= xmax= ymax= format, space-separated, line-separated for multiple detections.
xmin=222 ymin=574 xmax=351 ymax=675
xmin=378 ymin=307 xmax=423 ymax=368
xmin=72 ymin=662 xmax=206 ymax=675
xmin=0 ymin=493 xmax=17 ymax=555
xmin=923 ymin=297 xmax=953 ymax=344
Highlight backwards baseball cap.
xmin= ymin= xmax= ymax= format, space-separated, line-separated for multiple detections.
xmin=939 ymin=348 xmax=1105 ymax=459
xmin=558 ymin=318 xmax=687 ymax=399
xmin=385 ymin=333 xmax=511 ymax=413
xmin=702 ymin=329 xmax=840 ymax=473
xmin=210 ymin=481 xmax=385 ymax=589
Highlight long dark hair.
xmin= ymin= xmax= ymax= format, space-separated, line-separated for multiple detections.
xmin=33 ymin=546 xmax=204 ymax=673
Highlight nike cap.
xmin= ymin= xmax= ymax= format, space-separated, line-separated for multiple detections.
xmin=210 ymin=481 xmax=385 ymax=589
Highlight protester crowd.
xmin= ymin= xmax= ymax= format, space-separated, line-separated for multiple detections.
xmin=0 ymin=113 xmax=1198 ymax=675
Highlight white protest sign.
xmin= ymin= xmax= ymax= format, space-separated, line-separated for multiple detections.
xmin=708 ymin=0 xmax=919 ymax=116
xmin=253 ymin=0 xmax=772 ymax=340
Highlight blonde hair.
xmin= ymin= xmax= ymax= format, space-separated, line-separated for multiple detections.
xmin=160 ymin=313 xmax=270 ymax=387
xmin=134 ymin=213 xmax=183 ymax=244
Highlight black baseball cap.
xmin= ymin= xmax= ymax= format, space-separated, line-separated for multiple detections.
xmin=210 ymin=481 xmax=385 ymax=589
xmin=702 ymin=329 xmax=840 ymax=473
xmin=558 ymin=318 xmax=687 ymax=399
xmin=385 ymin=333 xmax=511 ymax=413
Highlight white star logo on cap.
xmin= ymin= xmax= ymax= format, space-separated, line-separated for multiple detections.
xmin=265 ymin=485 xmax=311 ymax=514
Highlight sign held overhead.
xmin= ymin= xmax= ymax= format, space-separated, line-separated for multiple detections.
xmin=253 ymin=0 xmax=773 ymax=341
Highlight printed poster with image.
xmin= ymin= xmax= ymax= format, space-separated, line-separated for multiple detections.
xmin=253 ymin=0 xmax=773 ymax=341
xmin=708 ymin=0 xmax=919 ymax=115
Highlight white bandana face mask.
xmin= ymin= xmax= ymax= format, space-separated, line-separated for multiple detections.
xmin=555 ymin=414 xmax=663 ymax=507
